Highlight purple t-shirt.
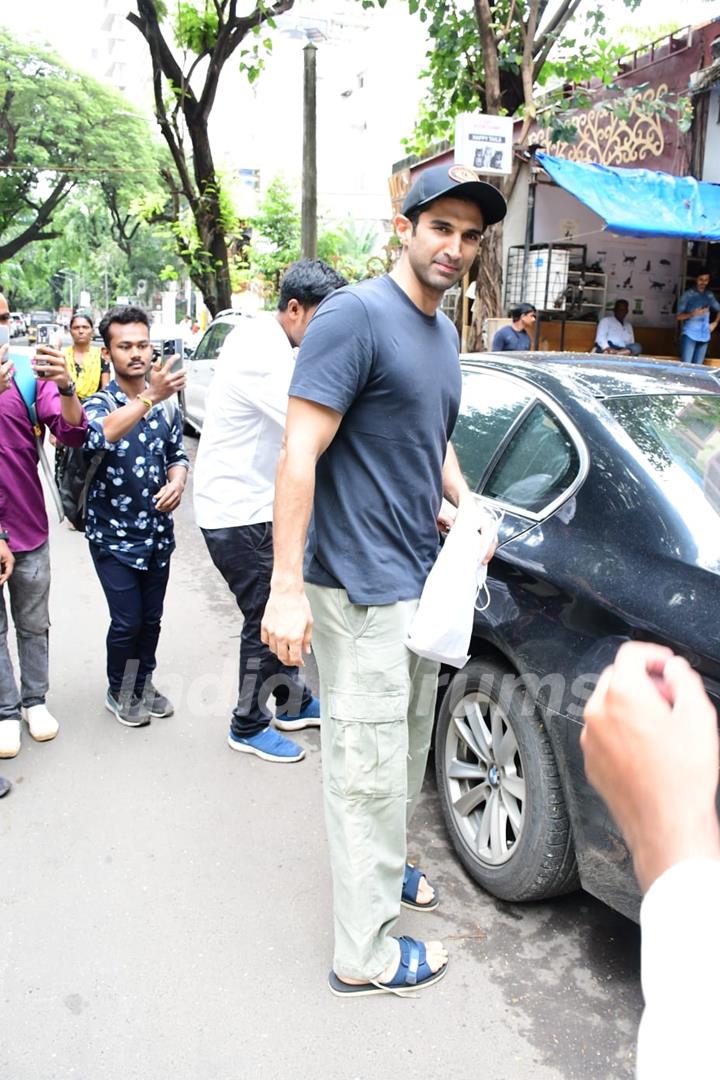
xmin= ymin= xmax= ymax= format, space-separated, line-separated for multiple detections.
xmin=0 ymin=381 xmax=87 ymax=552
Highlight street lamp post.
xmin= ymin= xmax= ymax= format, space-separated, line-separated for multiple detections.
xmin=302 ymin=41 xmax=317 ymax=259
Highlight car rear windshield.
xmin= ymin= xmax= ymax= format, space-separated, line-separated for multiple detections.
xmin=605 ymin=393 xmax=720 ymax=513
xmin=30 ymin=311 xmax=52 ymax=323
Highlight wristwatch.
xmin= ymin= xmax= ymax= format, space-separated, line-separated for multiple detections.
xmin=0 ymin=530 xmax=9 ymax=542
xmin=58 ymin=381 xmax=76 ymax=397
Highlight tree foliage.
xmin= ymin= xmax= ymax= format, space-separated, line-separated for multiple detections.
xmin=5 ymin=188 xmax=184 ymax=313
xmin=127 ymin=0 xmax=296 ymax=315
xmin=237 ymin=178 xmax=380 ymax=305
xmin=370 ymin=0 xmax=641 ymax=156
xmin=0 ymin=28 xmax=159 ymax=266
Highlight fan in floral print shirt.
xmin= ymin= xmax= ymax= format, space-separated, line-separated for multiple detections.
xmin=83 ymin=305 xmax=188 ymax=729
xmin=84 ymin=381 xmax=189 ymax=569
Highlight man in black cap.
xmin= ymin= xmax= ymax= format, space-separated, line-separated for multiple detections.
xmin=262 ymin=164 xmax=506 ymax=996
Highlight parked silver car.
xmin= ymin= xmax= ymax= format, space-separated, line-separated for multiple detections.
xmin=180 ymin=310 xmax=246 ymax=433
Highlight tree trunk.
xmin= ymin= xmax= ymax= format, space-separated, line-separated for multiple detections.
xmin=191 ymin=137 xmax=233 ymax=315
xmin=473 ymin=225 xmax=503 ymax=348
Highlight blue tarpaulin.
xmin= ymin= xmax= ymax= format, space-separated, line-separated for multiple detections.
xmin=536 ymin=152 xmax=720 ymax=241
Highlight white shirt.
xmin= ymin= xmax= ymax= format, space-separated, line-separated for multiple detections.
xmin=636 ymin=858 xmax=720 ymax=1078
xmin=595 ymin=314 xmax=635 ymax=350
xmin=193 ymin=313 xmax=294 ymax=529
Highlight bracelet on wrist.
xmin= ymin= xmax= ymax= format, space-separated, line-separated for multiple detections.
xmin=137 ymin=395 xmax=153 ymax=410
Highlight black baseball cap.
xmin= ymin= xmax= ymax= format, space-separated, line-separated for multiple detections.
xmin=402 ymin=163 xmax=507 ymax=227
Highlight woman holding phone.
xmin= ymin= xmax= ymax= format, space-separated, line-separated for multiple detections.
xmin=54 ymin=312 xmax=110 ymax=485
xmin=63 ymin=313 xmax=109 ymax=400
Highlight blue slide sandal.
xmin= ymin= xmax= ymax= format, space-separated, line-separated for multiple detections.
xmin=328 ymin=935 xmax=448 ymax=997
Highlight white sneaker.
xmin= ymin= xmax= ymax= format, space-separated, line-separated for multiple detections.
xmin=0 ymin=720 xmax=21 ymax=758
xmin=22 ymin=704 xmax=59 ymax=742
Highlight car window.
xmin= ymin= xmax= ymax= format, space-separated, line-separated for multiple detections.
xmin=192 ymin=321 xmax=236 ymax=362
xmin=482 ymin=401 xmax=580 ymax=512
xmin=453 ymin=371 xmax=533 ymax=490
xmin=605 ymin=393 xmax=720 ymax=515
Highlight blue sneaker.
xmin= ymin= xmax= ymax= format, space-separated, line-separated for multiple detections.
xmin=274 ymin=696 xmax=321 ymax=732
xmin=227 ymin=726 xmax=305 ymax=763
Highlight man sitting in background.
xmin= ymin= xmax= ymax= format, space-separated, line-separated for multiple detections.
xmin=595 ymin=299 xmax=642 ymax=356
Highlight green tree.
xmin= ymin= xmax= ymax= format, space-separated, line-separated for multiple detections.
xmin=0 ymin=29 xmax=159 ymax=266
xmin=127 ymin=0 xmax=295 ymax=315
xmin=317 ymin=221 xmax=379 ymax=282
xmin=247 ymin=176 xmax=301 ymax=297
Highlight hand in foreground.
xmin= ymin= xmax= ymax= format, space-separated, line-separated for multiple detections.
xmin=581 ymin=641 xmax=720 ymax=892
xmin=148 ymin=356 xmax=187 ymax=403
xmin=153 ymin=477 xmax=185 ymax=512
xmin=0 ymin=347 xmax=13 ymax=393
xmin=261 ymin=588 xmax=313 ymax=667
xmin=32 ymin=346 xmax=72 ymax=390
xmin=0 ymin=539 xmax=14 ymax=585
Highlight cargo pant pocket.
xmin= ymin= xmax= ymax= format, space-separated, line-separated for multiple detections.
xmin=327 ymin=688 xmax=408 ymax=799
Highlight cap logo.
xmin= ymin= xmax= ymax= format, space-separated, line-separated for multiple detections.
xmin=448 ymin=165 xmax=479 ymax=184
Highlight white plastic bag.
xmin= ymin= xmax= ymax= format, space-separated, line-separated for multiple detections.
xmin=405 ymin=498 xmax=501 ymax=668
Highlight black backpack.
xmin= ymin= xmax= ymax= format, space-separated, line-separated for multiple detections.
xmin=57 ymin=393 xmax=178 ymax=533
xmin=57 ymin=391 xmax=117 ymax=532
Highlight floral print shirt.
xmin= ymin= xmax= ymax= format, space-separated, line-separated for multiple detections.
xmin=83 ymin=381 xmax=189 ymax=569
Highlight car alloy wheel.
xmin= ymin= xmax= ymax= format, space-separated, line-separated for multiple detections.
xmin=435 ymin=658 xmax=578 ymax=902
xmin=445 ymin=689 xmax=525 ymax=866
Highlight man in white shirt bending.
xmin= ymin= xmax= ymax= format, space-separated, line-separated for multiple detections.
xmin=582 ymin=642 xmax=720 ymax=1079
xmin=193 ymin=259 xmax=346 ymax=763
xmin=595 ymin=299 xmax=642 ymax=355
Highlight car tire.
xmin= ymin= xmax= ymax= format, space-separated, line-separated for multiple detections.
xmin=435 ymin=657 xmax=579 ymax=903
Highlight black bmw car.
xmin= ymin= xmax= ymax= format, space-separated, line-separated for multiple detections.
xmin=435 ymin=353 xmax=720 ymax=921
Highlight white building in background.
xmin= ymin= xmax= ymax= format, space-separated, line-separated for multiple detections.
xmin=93 ymin=0 xmax=428 ymax=239
xmin=94 ymin=0 xmax=152 ymax=110
xmin=209 ymin=1 xmax=428 ymax=236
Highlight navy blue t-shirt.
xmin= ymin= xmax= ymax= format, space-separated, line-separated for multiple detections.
xmin=492 ymin=324 xmax=531 ymax=351
xmin=289 ymin=275 xmax=462 ymax=605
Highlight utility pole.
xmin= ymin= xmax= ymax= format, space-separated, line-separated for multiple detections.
xmin=302 ymin=41 xmax=317 ymax=259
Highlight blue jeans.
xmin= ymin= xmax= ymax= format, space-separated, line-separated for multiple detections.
xmin=90 ymin=545 xmax=170 ymax=697
xmin=0 ymin=542 xmax=50 ymax=722
xmin=201 ymin=523 xmax=312 ymax=738
xmin=680 ymin=335 xmax=708 ymax=365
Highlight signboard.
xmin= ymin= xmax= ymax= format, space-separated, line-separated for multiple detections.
xmin=454 ymin=113 xmax=513 ymax=176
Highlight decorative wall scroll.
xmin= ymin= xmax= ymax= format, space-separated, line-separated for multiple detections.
xmin=542 ymin=85 xmax=669 ymax=166
xmin=388 ymin=168 xmax=411 ymax=216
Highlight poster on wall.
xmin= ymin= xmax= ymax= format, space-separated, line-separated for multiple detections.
xmin=454 ymin=113 xmax=513 ymax=176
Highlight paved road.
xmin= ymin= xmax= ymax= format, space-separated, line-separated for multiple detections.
xmin=1 ymin=436 xmax=643 ymax=1080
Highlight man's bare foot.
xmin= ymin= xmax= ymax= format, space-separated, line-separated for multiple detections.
xmin=338 ymin=938 xmax=448 ymax=986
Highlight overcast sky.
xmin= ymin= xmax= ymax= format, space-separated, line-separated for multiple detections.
xmin=5 ymin=0 xmax=717 ymax=69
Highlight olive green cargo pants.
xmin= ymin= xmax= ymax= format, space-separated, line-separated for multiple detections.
xmin=306 ymin=584 xmax=440 ymax=981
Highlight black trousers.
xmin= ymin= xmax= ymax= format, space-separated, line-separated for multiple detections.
xmin=201 ymin=523 xmax=313 ymax=738
xmin=90 ymin=545 xmax=170 ymax=697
